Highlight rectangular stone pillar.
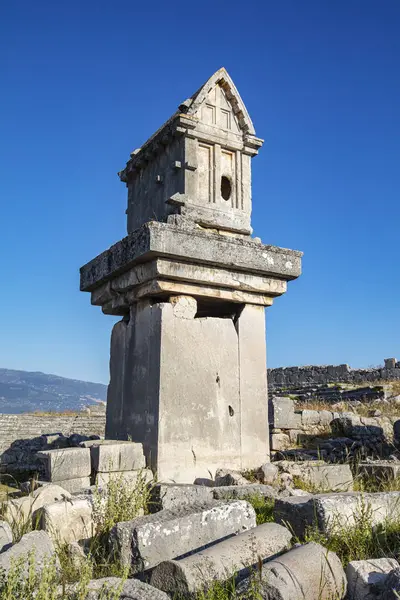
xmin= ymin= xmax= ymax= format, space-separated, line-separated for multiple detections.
xmin=236 ymin=304 xmax=269 ymax=468
xmin=105 ymin=297 xmax=271 ymax=483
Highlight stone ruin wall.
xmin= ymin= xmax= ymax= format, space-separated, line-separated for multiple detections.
xmin=0 ymin=412 xmax=106 ymax=474
xmin=268 ymin=358 xmax=400 ymax=390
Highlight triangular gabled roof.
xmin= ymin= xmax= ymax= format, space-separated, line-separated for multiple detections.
xmin=180 ymin=67 xmax=256 ymax=136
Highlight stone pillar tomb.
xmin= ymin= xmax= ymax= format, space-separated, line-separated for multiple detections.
xmin=80 ymin=68 xmax=302 ymax=482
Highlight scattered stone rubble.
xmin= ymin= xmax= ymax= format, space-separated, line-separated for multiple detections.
xmin=2 ymin=442 xmax=400 ymax=597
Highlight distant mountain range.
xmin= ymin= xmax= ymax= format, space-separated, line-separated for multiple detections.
xmin=0 ymin=368 xmax=107 ymax=414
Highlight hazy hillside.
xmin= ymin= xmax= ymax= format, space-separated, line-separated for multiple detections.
xmin=0 ymin=368 xmax=107 ymax=414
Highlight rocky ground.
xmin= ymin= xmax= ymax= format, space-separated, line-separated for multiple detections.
xmin=2 ymin=394 xmax=400 ymax=598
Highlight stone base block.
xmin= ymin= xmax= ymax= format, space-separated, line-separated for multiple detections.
xmin=150 ymin=522 xmax=292 ymax=595
xmin=109 ymin=500 xmax=256 ymax=571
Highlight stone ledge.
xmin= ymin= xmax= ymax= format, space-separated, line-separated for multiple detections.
xmin=80 ymin=221 xmax=302 ymax=292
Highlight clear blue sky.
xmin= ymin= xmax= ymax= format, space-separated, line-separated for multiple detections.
xmin=1 ymin=1 xmax=399 ymax=384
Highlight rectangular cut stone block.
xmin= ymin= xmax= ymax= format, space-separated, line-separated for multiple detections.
xmin=346 ymin=558 xmax=399 ymax=600
xmin=39 ymin=498 xmax=94 ymax=544
xmin=150 ymin=523 xmax=292 ymax=595
xmin=95 ymin=468 xmax=153 ymax=488
xmin=278 ymin=462 xmax=353 ymax=492
xmin=36 ymin=448 xmax=91 ymax=482
xmin=151 ymin=484 xmax=214 ymax=511
xmin=269 ymin=397 xmax=300 ymax=430
xmin=109 ymin=500 xmax=256 ymax=571
xmin=358 ymin=462 xmax=400 ymax=482
xmin=90 ymin=441 xmax=145 ymax=473
xmin=275 ymin=491 xmax=400 ymax=538
xmin=212 ymin=483 xmax=278 ymax=501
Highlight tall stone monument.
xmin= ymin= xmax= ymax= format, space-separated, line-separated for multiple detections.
xmin=80 ymin=68 xmax=302 ymax=483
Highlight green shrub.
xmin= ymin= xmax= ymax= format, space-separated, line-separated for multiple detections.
xmin=243 ymin=494 xmax=275 ymax=525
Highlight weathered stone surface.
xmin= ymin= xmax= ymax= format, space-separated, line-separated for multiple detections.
xmin=271 ymin=432 xmax=291 ymax=451
xmin=237 ymin=542 xmax=346 ymax=600
xmin=259 ymin=462 xmax=279 ymax=485
xmin=151 ymin=483 xmax=214 ymax=511
xmin=359 ymin=462 xmax=400 ymax=482
xmin=90 ymin=442 xmax=145 ymax=473
xmin=4 ymin=483 xmax=72 ymax=524
xmin=83 ymin=577 xmax=169 ymax=600
xmin=109 ymin=500 xmax=256 ymax=571
xmin=55 ymin=476 xmax=91 ymax=494
xmin=382 ymin=567 xmax=400 ymax=599
xmin=269 ymin=397 xmax=301 ymax=429
xmin=0 ymin=520 xmax=12 ymax=553
xmin=301 ymin=409 xmax=321 ymax=427
xmin=0 ymin=531 xmax=57 ymax=575
xmin=95 ymin=469 xmax=153 ymax=488
xmin=275 ymin=491 xmax=400 ymax=538
xmin=151 ymin=522 xmax=292 ymax=595
xmin=214 ymin=468 xmax=251 ymax=487
xmin=106 ymin=300 xmax=270 ymax=483
xmin=36 ymin=447 xmax=91 ymax=482
xmin=39 ymin=498 xmax=94 ymax=544
xmin=169 ymin=295 xmax=197 ymax=319
xmin=80 ymin=221 xmax=302 ymax=294
xmin=212 ymin=483 xmax=278 ymax=501
xmin=274 ymin=461 xmax=353 ymax=492
xmin=346 ymin=558 xmax=399 ymax=600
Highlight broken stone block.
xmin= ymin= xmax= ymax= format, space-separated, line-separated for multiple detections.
xmin=275 ymin=461 xmax=353 ymax=492
xmin=214 ymin=468 xmax=251 ymax=486
xmin=150 ymin=522 xmax=292 ymax=595
xmin=36 ymin=448 xmax=91 ymax=482
xmin=90 ymin=441 xmax=145 ymax=473
xmin=38 ymin=498 xmax=94 ymax=544
xmin=4 ymin=483 xmax=72 ymax=525
xmin=237 ymin=541 xmax=347 ymax=600
xmin=109 ymin=500 xmax=256 ymax=571
xmin=95 ymin=468 xmax=153 ymax=488
xmin=259 ymin=462 xmax=279 ymax=485
xmin=271 ymin=432 xmax=291 ymax=451
xmin=83 ymin=577 xmax=169 ymax=600
xmin=382 ymin=567 xmax=400 ymax=599
xmin=0 ymin=520 xmax=12 ymax=552
xmin=0 ymin=531 xmax=57 ymax=576
xmin=151 ymin=483 xmax=214 ymax=511
xmin=301 ymin=409 xmax=321 ymax=427
xmin=212 ymin=483 xmax=278 ymax=501
xmin=275 ymin=491 xmax=400 ymax=538
xmin=346 ymin=558 xmax=399 ymax=600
